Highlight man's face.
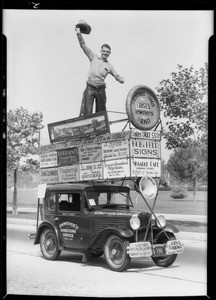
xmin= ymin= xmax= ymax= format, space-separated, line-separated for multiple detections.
xmin=101 ymin=47 xmax=111 ymax=61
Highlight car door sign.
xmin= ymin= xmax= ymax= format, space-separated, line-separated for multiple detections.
xmin=59 ymin=221 xmax=79 ymax=241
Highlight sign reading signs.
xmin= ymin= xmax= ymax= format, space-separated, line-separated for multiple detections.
xmin=126 ymin=85 xmax=160 ymax=131
xmin=130 ymin=139 xmax=161 ymax=159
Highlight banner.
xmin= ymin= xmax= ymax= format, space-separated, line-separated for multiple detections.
xmin=130 ymin=139 xmax=161 ymax=158
xmin=102 ymin=140 xmax=129 ymax=160
xmin=57 ymin=147 xmax=79 ymax=166
xmin=103 ymin=159 xmax=130 ymax=179
xmin=59 ymin=165 xmax=80 ymax=182
xmin=131 ymin=129 xmax=161 ymax=140
xmin=40 ymin=151 xmax=57 ymax=168
xmin=48 ymin=111 xmax=110 ymax=143
xmin=80 ymin=162 xmax=103 ymax=181
xmin=131 ymin=158 xmax=161 ymax=177
xmin=40 ymin=167 xmax=59 ymax=184
xmin=80 ymin=144 xmax=102 ymax=163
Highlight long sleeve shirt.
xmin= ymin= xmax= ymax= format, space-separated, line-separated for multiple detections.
xmin=76 ymin=32 xmax=124 ymax=88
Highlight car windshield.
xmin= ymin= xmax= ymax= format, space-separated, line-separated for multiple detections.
xmin=85 ymin=186 xmax=133 ymax=209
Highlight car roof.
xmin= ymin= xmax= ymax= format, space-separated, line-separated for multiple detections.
xmin=46 ymin=182 xmax=130 ymax=192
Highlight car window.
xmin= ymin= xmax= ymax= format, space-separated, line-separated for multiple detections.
xmin=44 ymin=193 xmax=56 ymax=211
xmin=86 ymin=190 xmax=132 ymax=208
xmin=58 ymin=193 xmax=81 ymax=211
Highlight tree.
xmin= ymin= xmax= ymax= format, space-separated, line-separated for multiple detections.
xmin=7 ymin=106 xmax=44 ymax=172
xmin=7 ymin=107 xmax=44 ymax=214
xmin=156 ymin=64 xmax=208 ymax=199
xmin=156 ymin=64 xmax=208 ymax=149
xmin=167 ymin=140 xmax=207 ymax=200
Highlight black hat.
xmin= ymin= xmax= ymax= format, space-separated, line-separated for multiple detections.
xmin=76 ymin=20 xmax=91 ymax=34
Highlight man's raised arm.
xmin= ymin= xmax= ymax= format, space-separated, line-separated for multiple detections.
xmin=75 ymin=26 xmax=94 ymax=61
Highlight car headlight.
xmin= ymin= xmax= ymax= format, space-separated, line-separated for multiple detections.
xmin=130 ymin=215 xmax=141 ymax=230
xmin=156 ymin=215 xmax=166 ymax=228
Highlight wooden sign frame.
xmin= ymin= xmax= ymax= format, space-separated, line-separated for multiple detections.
xmin=48 ymin=111 xmax=110 ymax=143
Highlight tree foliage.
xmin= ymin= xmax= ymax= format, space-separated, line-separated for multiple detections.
xmin=167 ymin=140 xmax=207 ymax=200
xmin=7 ymin=106 xmax=44 ymax=172
xmin=156 ymin=64 xmax=208 ymax=149
xmin=167 ymin=140 xmax=207 ymax=183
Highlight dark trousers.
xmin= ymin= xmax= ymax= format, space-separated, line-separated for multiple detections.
xmin=80 ymin=84 xmax=106 ymax=116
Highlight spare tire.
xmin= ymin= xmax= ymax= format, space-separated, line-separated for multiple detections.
xmin=125 ymin=85 xmax=160 ymax=130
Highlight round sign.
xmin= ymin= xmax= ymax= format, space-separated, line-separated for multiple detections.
xmin=125 ymin=85 xmax=160 ymax=130
xmin=139 ymin=176 xmax=157 ymax=200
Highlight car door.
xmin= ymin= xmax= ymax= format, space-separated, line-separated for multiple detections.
xmin=55 ymin=191 xmax=84 ymax=250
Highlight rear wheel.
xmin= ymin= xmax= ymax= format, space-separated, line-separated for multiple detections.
xmin=40 ymin=228 xmax=61 ymax=260
xmin=104 ymin=235 xmax=131 ymax=272
xmin=152 ymin=232 xmax=177 ymax=267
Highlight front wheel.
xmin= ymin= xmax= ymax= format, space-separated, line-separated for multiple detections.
xmin=104 ymin=235 xmax=131 ymax=272
xmin=40 ymin=228 xmax=61 ymax=260
xmin=152 ymin=232 xmax=177 ymax=267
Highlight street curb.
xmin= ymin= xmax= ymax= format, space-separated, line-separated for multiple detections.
xmin=7 ymin=218 xmax=38 ymax=226
xmin=176 ymin=231 xmax=207 ymax=242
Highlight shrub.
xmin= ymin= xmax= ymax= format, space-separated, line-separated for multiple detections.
xmin=170 ymin=187 xmax=188 ymax=199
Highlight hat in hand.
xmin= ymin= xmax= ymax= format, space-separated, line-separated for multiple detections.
xmin=76 ymin=20 xmax=91 ymax=34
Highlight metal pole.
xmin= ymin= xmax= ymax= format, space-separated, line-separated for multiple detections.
xmin=36 ymin=127 xmax=41 ymax=231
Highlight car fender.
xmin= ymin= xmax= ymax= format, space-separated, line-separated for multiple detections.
xmin=153 ymin=221 xmax=179 ymax=242
xmin=34 ymin=220 xmax=63 ymax=250
xmin=90 ymin=226 xmax=134 ymax=249
xmin=164 ymin=221 xmax=179 ymax=233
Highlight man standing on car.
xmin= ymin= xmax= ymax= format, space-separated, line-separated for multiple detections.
xmin=75 ymin=26 xmax=125 ymax=116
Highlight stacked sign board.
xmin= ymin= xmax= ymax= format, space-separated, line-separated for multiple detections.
xmin=40 ymin=85 xmax=161 ymax=184
xmin=40 ymin=129 xmax=161 ymax=184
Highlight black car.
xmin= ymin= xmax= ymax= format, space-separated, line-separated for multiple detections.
xmin=34 ymin=181 xmax=184 ymax=272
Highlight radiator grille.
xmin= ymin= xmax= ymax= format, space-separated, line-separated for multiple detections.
xmin=92 ymin=218 xmax=126 ymax=237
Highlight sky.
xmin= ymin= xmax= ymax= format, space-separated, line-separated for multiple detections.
xmin=3 ymin=9 xmax=213 ymax=162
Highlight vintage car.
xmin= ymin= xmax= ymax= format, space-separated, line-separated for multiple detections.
xmin=34 ymin=179 xmax=184 ymax=272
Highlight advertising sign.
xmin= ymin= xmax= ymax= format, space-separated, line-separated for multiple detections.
xmin=130 ymin=139 xmax=161 ymax=158
xmin=40 ymin=131 xmax=131 ymax=153
xmin=40 ymin=167 xmax=59 ymax=184
xmin=48 ymin=111 xmax=110 ymax=143
xmin=126 ymin=85 xmax=160 ymax=131
xmin=131 ymin=129 xmax=161 ymax=140
xmin=102 ymin=140 xmax=129 ymax=160
xmin=131 ymin=158 xmax=161 ymax=177
xmin=80 ymin=144 xmax=102 ymax=163
xmin=59 ymin=165 xmax=80 ymax=182
xmin=80 ymin=162 xmax=103 ymax=181
xmin=40 ymin=151 xmax=57 ymax=168
xmin=103 ymin=159 xmax=130 ymax=179
xmin=57 ymin=147 xmax=79 ymax=166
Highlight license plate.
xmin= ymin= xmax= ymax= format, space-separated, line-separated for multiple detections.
xmin=152 ymin=244 xmax=166 ymax=257
xmin=127 ymin=242 xmax=152 ymax=258
xmin=166 ymin=240 xmax=184 ymax=255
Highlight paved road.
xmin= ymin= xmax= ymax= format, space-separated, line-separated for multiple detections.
xmin=6 ymin=223 xmax=207 ymax=297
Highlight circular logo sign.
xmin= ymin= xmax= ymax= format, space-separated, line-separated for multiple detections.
xmin=125 ymin=85 xmax=160 ymax=130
